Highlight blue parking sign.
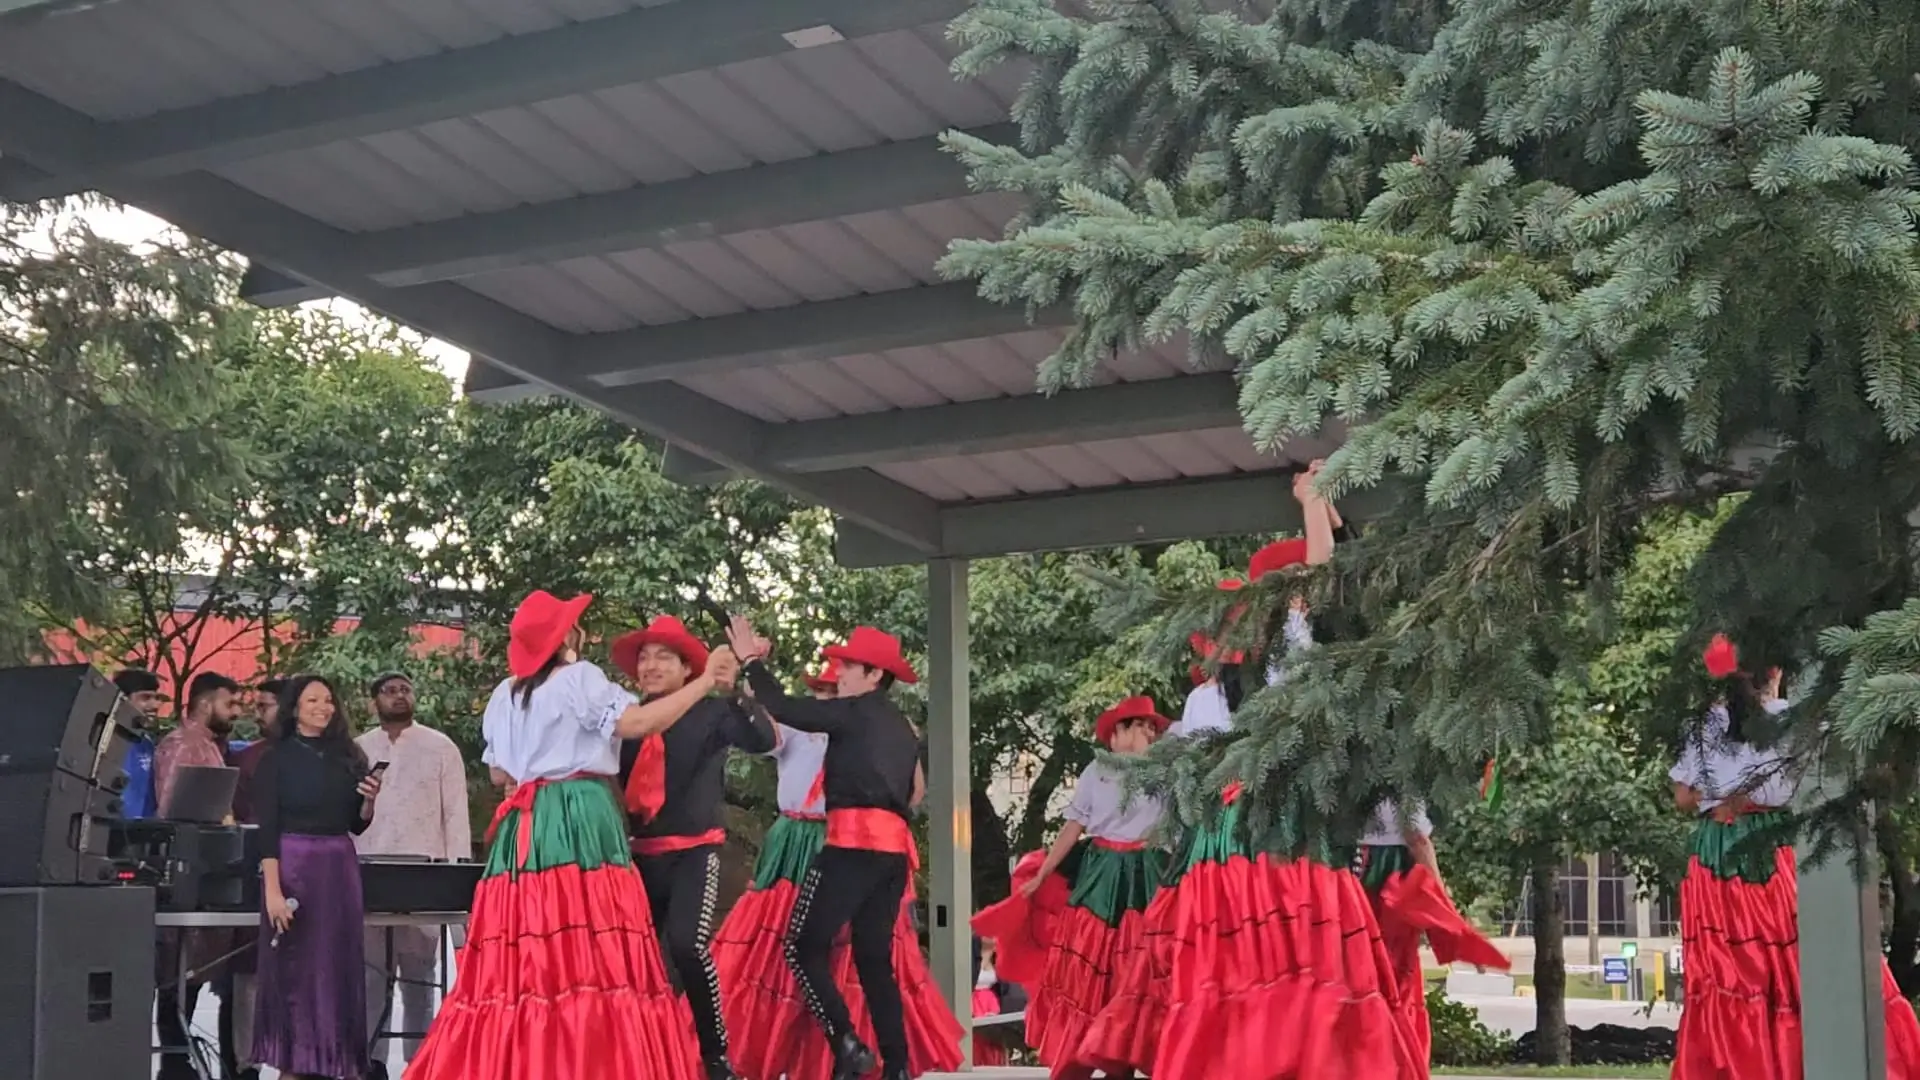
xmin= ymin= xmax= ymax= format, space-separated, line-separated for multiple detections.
xmin=1602 ymin=956 xmax=1630 ymax=984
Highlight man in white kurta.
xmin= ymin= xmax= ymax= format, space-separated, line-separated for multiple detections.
xmin=354 ymin=672 xmax=472 ymax=1076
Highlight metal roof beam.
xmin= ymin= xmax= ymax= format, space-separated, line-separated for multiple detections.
xmin=833 ymin=473 xmax=1406 ymax=568
xmin=661 ymin=445 xmax=735 ymax=487
xmin=238 ymin=263 xmax=326 ymax=308
xmin=574 ymin=283 xmax=1069 ymax=385
xmin=463 ymin=358 xmax=552 ymax=405
xmin=352 ymin=125 xmax=1012 ymax=288
xmin=0 ymin=0 xmax=971 ymax=200
xmin=0 ymin=76 xmax=944 ymax=554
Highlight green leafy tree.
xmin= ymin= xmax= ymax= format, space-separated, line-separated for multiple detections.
xmin=2 ymin=209 xmax=249 ymax=661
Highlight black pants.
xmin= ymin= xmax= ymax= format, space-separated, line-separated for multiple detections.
xmin=636 ymin=844 xmax=727 ymax=1061
xmin=786 ymin=846 xmax=909 ymax=1071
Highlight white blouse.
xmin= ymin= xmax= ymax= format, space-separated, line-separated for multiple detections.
xmin=1668 ymin=700 xmax=1795 ymax=811
xmin=480 ymin=662 xmax=636 ymax=782
xmin=768 ymin=721 xmax=829 ymax=815
xmin=1359 ymin=798 xmax=1433 ymax=847
xmin=1064 ymin=760 xmax=1164 ymax=843
xmin=1173 ymin=609 xmax=1314 ymax=737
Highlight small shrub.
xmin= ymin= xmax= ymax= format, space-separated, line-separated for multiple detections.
xmin=1426 ymin=985 xmax=1517 ymax=1066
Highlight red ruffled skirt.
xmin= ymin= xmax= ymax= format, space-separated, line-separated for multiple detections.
xmin=972 ymin=988 xmax=1012 ymax=1067
xmin=714 ymin=813 xmax=962 ymax=1080
xmin=408 ymin=777 xmax=701 ymax=1080
xmin=1069 ymin=796 xmax=1424 ymax=1080
xmin=1362 ymin=853 xmax=1511 ymax=1069
xmin=1673 ymin=833 xmax=1920 ymax=1080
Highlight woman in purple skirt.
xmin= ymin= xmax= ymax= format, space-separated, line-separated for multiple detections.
xmin=250 ymin=674 xmax=383 ymax=1079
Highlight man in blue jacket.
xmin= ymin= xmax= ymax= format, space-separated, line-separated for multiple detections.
xmin=113 ymin=668 xmax=163 ymax=818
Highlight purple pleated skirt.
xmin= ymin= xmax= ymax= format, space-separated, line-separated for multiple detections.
xmin=251 ymin=833 xmax=370 ymax=1079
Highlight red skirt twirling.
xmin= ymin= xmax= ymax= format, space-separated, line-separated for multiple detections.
xmin=715 ymin=821 xmax=962 ymax=1080
xmin=408 ymin=779 xmax=701 ymax=1080
xmin=1073 ymin=853 xmax=1424 ymax=1080
xmin=1674 ymin=847 xmax=1920 ymax=1080
xmin=1369 ymin=863 xmax=1511 ymax=1070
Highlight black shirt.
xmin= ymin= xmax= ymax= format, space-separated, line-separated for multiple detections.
xmin=745 ymin=661 xmax=918 ymax=821
xmin=253 ymin=735 xmax=371 ymax=858
xmin=618 ymin=694 xmax=773 ymax=840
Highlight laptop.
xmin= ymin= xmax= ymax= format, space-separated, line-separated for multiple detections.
xmin=162 ymin=764 xmax=239 ymax=824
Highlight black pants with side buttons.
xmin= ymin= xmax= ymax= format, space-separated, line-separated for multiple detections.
xmin=635 ymin=843 xmax=727 ymax=1061
xmin=786 ymin=845 xmax=910 ymax=1071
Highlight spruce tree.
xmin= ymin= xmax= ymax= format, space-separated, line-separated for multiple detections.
xmin=940 ymin=0 xmax=1920 ymax=863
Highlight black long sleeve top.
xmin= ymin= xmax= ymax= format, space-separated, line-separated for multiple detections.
xmin=744 ymin=660 xmax=918 ymax=822
xmin=619 ymin=693 xmax=773 ymax=839
xmin=253 ymin=735 xmax=371 ymax=858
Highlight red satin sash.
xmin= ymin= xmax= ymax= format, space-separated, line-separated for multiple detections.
xmin=802 ymin=766 xmax=826 ymax=813
xmin=622 ymin=734 xmax=666 ymax=822
xmin=1092 ymin=837 xmax=1147 ymax=852
xmin=485 ymin=773 xmax=593 ymax=869
xmin=631 ymin=827 xmax=725 ymax=857
xmin=782 ymin=809 xmax=826 ymax=823
xmin=826 ymin=808 xmax=919 ymax=871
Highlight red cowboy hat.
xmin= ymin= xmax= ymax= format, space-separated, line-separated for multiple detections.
xmin=1249 ymin=538 xmax=1308 ymax=581
xmin=823 ymin=626 xmax=918 ymax=684
xmin=1096 ymin=695 xmax=1172 ymax=745
xmin=803 ymin=658 xmax=843 ymax=693
xmin=1188 ymin=630 xmax=1244 ymax=667
xmin=508 ymin=591 xmax=594 ymax=679
xmin=611 ymin=616 xmax=710 ymax=681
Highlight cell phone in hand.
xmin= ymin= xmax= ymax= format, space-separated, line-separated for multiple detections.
xmin=369 ymin=761 xmax=391 ymax=778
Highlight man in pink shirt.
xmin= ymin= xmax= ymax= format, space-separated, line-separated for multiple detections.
xmin=355 ymin=671 xmax=471 ymax=1078
xmin=152 ymin=672 xmax=244 ymax=1080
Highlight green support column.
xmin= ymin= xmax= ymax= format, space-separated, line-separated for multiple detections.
xmin=1798 ymin=764 xmax=1883 ymax=1079
xmin=925 ymin=557 xmax=973 ymax=1065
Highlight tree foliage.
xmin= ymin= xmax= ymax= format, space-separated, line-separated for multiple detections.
xmin=1 ymin=208 xmax=249 ymax=660
xmin=939 ymin=0 xmax=1920 ymax=850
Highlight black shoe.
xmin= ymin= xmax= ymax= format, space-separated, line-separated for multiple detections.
xmin=704 ymin=1056 xmax=740 ymax=1080
xmin=829 ymin=1031 xmax=877 ymax=1079
xmin=879 ymin=1065 xmax=909 ymax=1080
xmin=366 ymin=1061 xmax=391 ymax=1080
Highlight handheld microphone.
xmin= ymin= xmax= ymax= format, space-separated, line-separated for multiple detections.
xmin=270 ymin=897 xmax=301 ymax=948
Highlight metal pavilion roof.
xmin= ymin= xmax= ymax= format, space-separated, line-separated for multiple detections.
xmin=0 ymin=0 xmax=1340 ymax=568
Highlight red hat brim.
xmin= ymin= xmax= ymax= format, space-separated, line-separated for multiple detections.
xmin=507 ymin=592 xmax=594 ymax=679
xmin=822 ymin=634 xmax=918 ymax=685
xmin=611 ymin=618 xmax=710 ymax=681
xmin=1095 ymin=696 xmax=1172 ymax=746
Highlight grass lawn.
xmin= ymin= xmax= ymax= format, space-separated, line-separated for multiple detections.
xmin=1434 ymin=1066 xmax=1668 ymax=1078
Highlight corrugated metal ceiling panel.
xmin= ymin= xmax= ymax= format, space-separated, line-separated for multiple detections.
xmin=214 ymin=23 xmax=1015 ymax=233
xmin=0 ymin=0 xmax=659 ymax=121
xmin=872 ymin=425 xmax=1338 ymax=503
xmin=458 ymin=193 xmax=1019 ymax=332
xmin=677 ymin=331 xmax=1199 ymax=423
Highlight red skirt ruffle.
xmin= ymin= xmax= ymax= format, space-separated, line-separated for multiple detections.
xmin=1372 ymin=865 xmax=1512 ymax=1068
xmin=1027 ymin=903 xmax=1151 ymax=1070
xmin=972 ymin=988 xmax=1012 ymax=1067
xmin=407 ymin=862 xmax=701 ymax=1080
xmin=971 ymin=850 xmax=1070 ymax=987
xmin=1674 ymin=850 xmax=1920 ymax=1080
xmin=714 ymin=878 xmax=963 ymax=1080
xmin=1072 ymin=853 xmax=1423 ymax=1080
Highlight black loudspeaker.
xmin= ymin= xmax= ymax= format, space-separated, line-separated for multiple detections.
xmin=0 ymin=665 xmax=138 ymax=886
xmin=0 ymin=886 xmax=155 ymax=1080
